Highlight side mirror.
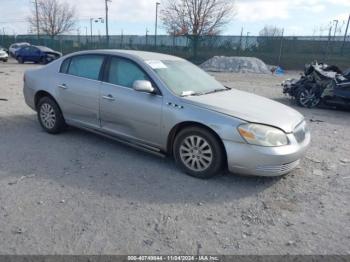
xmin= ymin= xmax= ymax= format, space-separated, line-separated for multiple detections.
xmin=133 ymin=80 xmax=155 ymax=94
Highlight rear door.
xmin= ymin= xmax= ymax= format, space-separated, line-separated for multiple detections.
xmin=99 ymin=56 xmax=163 ymax=147
xmin=57 ymin=54 xmax=105 ymax=129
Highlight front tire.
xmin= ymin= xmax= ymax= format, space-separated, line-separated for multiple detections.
xmin=17 ymin=56 xmax=24 ymax=64
xmin=173 ymin=127 xmax=224 ymax=179
xmin=39 ymin=57 xmax=47 ymax=64
xmin=296 ymin=88 xmax=321 ymax=108
xmin=37 ymin=97 xmax=65 ymax=134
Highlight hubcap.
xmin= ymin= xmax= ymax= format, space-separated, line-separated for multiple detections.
xmin=179 ymin=135 xmax=213 ymax=172
xmin=40 ymin=103 xmax=56 ymax=129
xmin=299 ymin=89 xmax=320 ymax=107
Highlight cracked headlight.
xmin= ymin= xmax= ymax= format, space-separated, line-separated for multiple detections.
xmin=238 ymin=123 xmax=289 ymax=147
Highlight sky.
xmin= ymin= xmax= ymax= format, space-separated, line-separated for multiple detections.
xmin=0 ymin=0 xmax=349 ymax=36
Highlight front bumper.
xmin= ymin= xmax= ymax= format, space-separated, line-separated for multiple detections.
xmin=223 ymin=131 xmax=310 ymax=176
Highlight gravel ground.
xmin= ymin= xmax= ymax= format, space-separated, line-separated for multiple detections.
xmin=0 ymin=59 xmax=349 ymax=255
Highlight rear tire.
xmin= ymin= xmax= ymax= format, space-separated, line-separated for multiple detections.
xmin=37 ymin=97 xmax=65 ymax=134
xmin=173 ymin=126 xmax=224 ymax=179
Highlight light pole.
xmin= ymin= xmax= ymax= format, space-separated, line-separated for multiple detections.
xmin=85 ymin=26 xmax=88 ymax=44
xmin=246 ymin=32 xmax=250 ymax=50
xmin=90 ymin=18 xmax=93 ymax=43
xmin=77 ymin=27 xmax=80 ymax=45
xmin=333 ymin=19 xmax=339 ymax=40
xmin=105 ymin=0 xmax=111 ymax=46
xmin=341 ymin=14 xmax=350 ymax=54
xmin=239 ymin=27 xmax=243 ymax=51
xmin=146 ymin=28 xmax=149 ymax=46
xmin=154 ymin=2 xmax=160 ymax=47
xmin=325 ymin=23 xmax=333 ymax=59
xmin=34 ymin=0 xmax=39 ymax=40
xmin=278 ymin=28 xmax=285 ymax=66
xmin=90 ymin=17 xmax=104 ymax=45
xmin=1 ymin=28 xmax=4 ymax=46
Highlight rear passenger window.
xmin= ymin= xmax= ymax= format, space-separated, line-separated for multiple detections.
xmin=60 ymin=58 xmax=70 ymax=73
xmin=68 ymin=55 xmax=104 ymax=80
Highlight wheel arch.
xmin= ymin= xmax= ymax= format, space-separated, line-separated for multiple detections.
xmin=166 ymin=121 xmax=227 ymax=166
xmin=34 ymin=90 xmax=59 ymax=111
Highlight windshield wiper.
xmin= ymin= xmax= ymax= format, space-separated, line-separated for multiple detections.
xmin=204 ymin=86 xmax=231 ymax=95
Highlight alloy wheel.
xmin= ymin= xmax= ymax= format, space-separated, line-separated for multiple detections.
xmin=299 ymin=89 xmax=320 ymax=108
xmin=179 ymin=135 xmax=213 ymax=172
xmin=40 ymin=103 xmax=56 ymax=129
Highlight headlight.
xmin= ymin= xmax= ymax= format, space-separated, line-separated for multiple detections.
xmin=238 ymin=123 xmax=289 ymax=147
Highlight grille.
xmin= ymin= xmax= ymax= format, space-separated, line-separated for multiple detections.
xmin=256 ymin=160 xmax=300 ymax=175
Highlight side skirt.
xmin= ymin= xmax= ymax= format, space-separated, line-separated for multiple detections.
xmin=68 ymin=123 xmax=167 ymax=158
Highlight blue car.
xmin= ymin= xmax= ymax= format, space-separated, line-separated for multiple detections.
xmin=15 ymin=45 xmax=62 ymax=64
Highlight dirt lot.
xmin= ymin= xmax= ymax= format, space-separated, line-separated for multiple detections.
xmin=0 ymin=59 xmax=349 ymax=255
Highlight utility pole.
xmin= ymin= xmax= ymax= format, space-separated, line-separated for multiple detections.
xmin=239 ymin=27 xmax=243 ymax=51
xmin=90 ymin=18 xmax=93 ymax=44
xmin=332 ymin=20 xmax=339 ymax=53
xmin=173 ymin=27 xmax=176 ymax=49
xmin=34 ymin=0 xmax=40 ymax=40
xmin=333 ymin=19 xmax=339 ymax=41
xmin=2 ymin=28 xmax=4 ymax=46
xmin=154 ymin=2 xmax=160 ymax=47
xmin=325 ymin=24 xmax=333 ymax=60
xmin=278 ymin=28 xmax=285 ymax=66
xmin=77 ymin=27 xmax=81 ymax=45
xmin=105 ymin=0 xmax=111 ymax=46
xmin=341 ymin=14 xmax=350 ymax=55
xmin=245 ymin=32 xmax=250 ymax=51
xmin=121 ymin=29 xmax=124 ymax=48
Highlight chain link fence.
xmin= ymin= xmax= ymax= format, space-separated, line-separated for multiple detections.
xmin=1 ymin=34 xmax=349 ymax=70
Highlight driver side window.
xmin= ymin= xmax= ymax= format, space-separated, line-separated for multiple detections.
xmin=108 ymin=57 xmax=150 ymax=88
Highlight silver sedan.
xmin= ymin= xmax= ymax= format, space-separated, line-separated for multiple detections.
xmin=23 ymin=50 xmax=310 ymax=178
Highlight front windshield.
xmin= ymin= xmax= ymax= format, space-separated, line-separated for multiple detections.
xmin=149 ymin=60 xmax=225 ymax=96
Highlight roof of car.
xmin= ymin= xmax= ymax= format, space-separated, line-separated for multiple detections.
xmin=11 ymin=42 xmax=30 ymax=46
xmin=69 ymin=49 xmax=184 ymax=61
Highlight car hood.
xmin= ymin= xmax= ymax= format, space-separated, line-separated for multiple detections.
xmin=43 ymin=50 xmax=62 ymax=56
xmin=182 ymin=89 xmax=304 ymax=133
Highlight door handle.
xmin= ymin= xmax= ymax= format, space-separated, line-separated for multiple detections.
xmin=58 ymin=84 xmax=68 ymax=89
xmin=102 ymin=94 xmax=115 ymax=101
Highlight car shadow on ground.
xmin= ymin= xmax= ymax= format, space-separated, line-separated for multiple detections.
xmin=0 ymin=114 xmax=282 ymax=204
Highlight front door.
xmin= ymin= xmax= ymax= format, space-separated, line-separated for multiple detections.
xmin=57 ymin=54 xmax=105 ymax=129
xmin=100 ymin=56 xmax=163 ymax=147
